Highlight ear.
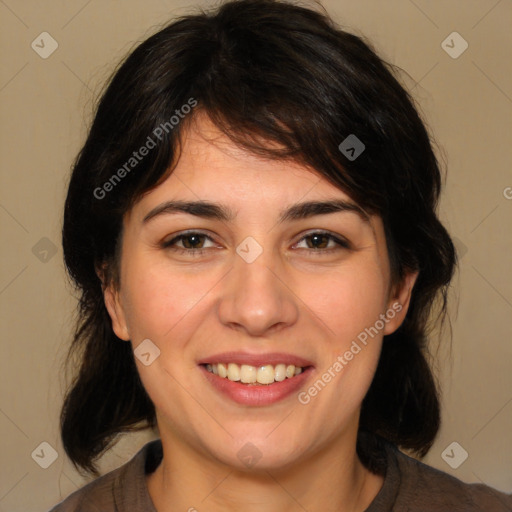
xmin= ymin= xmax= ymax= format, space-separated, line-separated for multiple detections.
xmin=96 ymin=266 xmax=130 ymax=341
xmin=383 ymin=270 xmax=419 ymax=336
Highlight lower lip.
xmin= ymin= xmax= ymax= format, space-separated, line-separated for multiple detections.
xmin=200 ymin=365 xmax=314 ymax=406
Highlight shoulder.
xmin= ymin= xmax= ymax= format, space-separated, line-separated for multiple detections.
xmin=389 ymin=444 xmax=512 ymax=511
xmin=47 ymin=465 xmax=121 ymax=512
xmin=47 ymin=440 xmax=162 ymax=512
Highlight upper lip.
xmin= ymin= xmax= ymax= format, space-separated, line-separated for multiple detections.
xmin=197 ymin=351 xmax=314 ymax=368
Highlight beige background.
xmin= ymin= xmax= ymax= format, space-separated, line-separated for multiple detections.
xmin=0 ymin=0 xmax=511 ymax=510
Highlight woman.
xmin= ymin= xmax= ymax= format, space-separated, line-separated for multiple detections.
xmin=50 ymin=0 xmax=511 ymax=510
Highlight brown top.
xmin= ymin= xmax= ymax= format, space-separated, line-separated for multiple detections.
xmin=48 ymin=439 xmax=512 ymax=511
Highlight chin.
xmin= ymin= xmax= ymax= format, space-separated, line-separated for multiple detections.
xmin=204 ymin=431 xmax=307 ymax=472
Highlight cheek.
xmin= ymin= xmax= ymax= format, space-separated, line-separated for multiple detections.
xmin=296 ymin=260 xmax=388 ymax=409
xmin=120 ymin=258 xmax=210 ymax=342
xmin=299 ymin=261 xmax=389 ymax=345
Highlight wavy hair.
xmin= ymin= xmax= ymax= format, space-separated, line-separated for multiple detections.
xmin=60 ymin=0 xmax=456 ymax=476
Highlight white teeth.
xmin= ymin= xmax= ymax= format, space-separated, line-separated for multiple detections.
xmin=240 ymin=364 xmax=257 ymax=383
xmin=227 ymin=363 xmax=240 ymax=381
xmin=257 ymin=365 xmax=275 ymax=384
xmin=205 ymin=362 xmax=305 ymax=384
xmin=217 ymin=363 xmax=228 ymax=378
xmin=274 ymin=363 xmax=287 ymax=382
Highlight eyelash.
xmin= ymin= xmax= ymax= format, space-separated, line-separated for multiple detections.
xmin=161 ymin=230 xmax=350 ymax=257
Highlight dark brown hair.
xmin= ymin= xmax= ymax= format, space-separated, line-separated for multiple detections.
xmin=61 ymin=0 xmax=456 ymax=476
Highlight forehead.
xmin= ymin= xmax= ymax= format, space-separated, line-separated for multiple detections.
xmin=132 ymin=113 xmax=364 ymax=218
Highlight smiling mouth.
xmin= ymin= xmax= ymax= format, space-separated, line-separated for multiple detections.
xmin=202 ymin=362 xmax=310 ymax=385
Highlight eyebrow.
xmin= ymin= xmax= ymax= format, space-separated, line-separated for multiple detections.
xmin=142 ymin=199 xmax=370 ymax=225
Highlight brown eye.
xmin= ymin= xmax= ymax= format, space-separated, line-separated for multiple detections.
xmin=161 ymin=231 xmax=217 ymax=254
xmin=294 ymin=231 xmax=350 ymax=252
xmin=178 ymin=233 xmax=207 ymax=249
xmin=305 ymin=233 xmax=329 ymax=249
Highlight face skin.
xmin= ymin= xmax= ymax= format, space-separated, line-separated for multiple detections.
xmin=102 ymin=112 xmax=418 ymax=512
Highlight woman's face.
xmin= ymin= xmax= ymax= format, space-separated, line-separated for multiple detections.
xmin=104 ymin=113 xmax=416 ymax=470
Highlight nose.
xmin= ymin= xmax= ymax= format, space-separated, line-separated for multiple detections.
xmin=217 ymin=247 xmax=299 ymax=337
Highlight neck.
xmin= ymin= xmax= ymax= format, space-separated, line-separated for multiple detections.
xmin=147 ymin=428 xmax=384 ymax=512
